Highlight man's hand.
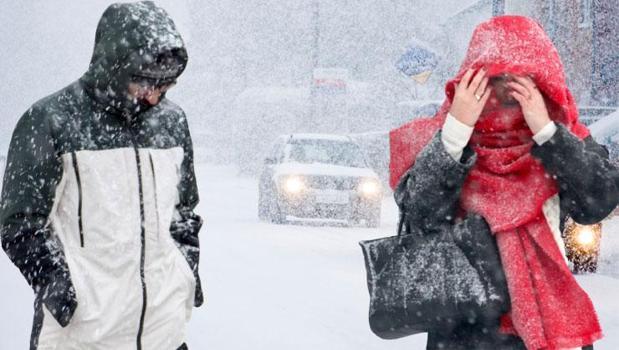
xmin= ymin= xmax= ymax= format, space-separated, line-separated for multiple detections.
xmin=508 ymin=76 xmax=552 ymax=134
xmin=449 ymin=68 xmax=491 ymax=127
xmin=39 ymin=270 xmax=78 ymax=327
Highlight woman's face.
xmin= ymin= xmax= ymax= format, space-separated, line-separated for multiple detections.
xmin=489 ymin=74 xmax=520 ymax=107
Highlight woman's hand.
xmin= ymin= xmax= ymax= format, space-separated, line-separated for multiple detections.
xmin=508 ymin=76 xmax=552 ymax=134
xmin=449 ymin=68 xmax=491 ymax=127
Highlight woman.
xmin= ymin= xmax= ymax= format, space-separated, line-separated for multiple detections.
xmin=390 ymin=16 xmax=619 ymax=349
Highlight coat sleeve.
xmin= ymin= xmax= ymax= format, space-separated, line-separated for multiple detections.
xmin=531 ymin=123 xmax=619 ymax=225
xmin=169 ymin=111 xmax=204 ymax=307
xmin=0 ymin=107 xmax=77 ymax=327
xmin=393 ymin=131 xmax=476 ymax=234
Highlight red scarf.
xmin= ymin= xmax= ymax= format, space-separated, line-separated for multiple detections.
xmin=389 ymin=16 xmax=601 ymax=349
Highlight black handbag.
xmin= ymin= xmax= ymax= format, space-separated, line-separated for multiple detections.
xmin=359 ymin=212 xmax=510 ymax=339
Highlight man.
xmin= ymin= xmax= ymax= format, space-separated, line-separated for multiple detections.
xmin=390 ymin=16 xmax=619 ymax=349
xmin=0 ymin=2 xmax=203 ymax=349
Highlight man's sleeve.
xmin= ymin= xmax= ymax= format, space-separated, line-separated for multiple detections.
xmin=0 ymin=107 xmax=77 ymax=326
xmin=170 ymin=111 xmax=204 ymax=307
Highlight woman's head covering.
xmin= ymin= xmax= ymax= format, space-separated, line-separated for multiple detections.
xmin=390 ymin=15 xmax=589 ymax=189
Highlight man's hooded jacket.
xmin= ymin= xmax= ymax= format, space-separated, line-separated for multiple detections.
xmin=0 ymin=2 xmax=202 ymax=349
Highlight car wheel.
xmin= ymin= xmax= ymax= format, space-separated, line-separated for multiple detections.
xmin=572 ymin=254 xmax=599 ymax=274
xmin=270 ymin=200 xmax=287 ymax=224
xmin=259 ymin=184 xmax=284 ymax=223
xmin=264 ymin=187 xmax=286 ymax=224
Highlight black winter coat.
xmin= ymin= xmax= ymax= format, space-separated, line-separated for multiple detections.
xmin=394 ymin=125 xmax=619 ymax=350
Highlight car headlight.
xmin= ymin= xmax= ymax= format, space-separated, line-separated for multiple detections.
xmin=565 ymin=221 xmax=601 ymax=253
xmin=575 ymin=225 xmax=597 ymax=247
xmin=359 ymin=178 xmax=381 ymax=197
xmin=282 ymin=176 xmax=306 ymax=194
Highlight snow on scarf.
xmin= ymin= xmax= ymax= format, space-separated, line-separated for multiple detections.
xmin=389 ymin=16 xmax=601 ymax=349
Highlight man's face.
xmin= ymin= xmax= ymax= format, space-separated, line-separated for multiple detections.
xmin=489 ymin=74 xmax=519 ymax=107
xmin=127 ymin=77 xmax=176 ymax=107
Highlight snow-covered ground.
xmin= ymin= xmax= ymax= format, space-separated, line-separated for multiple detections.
xmin=1 ymin=163 xmax=618 ymax=349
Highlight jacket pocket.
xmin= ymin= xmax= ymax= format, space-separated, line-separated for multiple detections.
xmin=172 ymin=242 xmax=197 ymax=288
xmin=64 ymin=246 xmax=143 ymax=342
xmin=68 ymin=148 xmax=140 ymax=249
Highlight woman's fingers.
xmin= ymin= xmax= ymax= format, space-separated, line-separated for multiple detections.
xmin=511 ymin=85 xmax=551 ymax=134
xmin=479 ymin=86 xmax=492 ymax=105
xmin=475 ymin=76 xmax=489 ymax=98
xmin=507 ymin=81 xmax=531 ymax=99
xmin=449 ymin=68 xmax=490 ymax=127
xmin=459 ymin=69 xmax=475 ymax=90
xmin=513 ymin=75 xmax=537 ymax=92
xmin=510 ymin=90 xmax=528 ymax=105
xmin=468 ymin=68 xmax=487 ymax=92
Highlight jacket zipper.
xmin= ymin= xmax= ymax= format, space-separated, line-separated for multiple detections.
xmin=129 ymin=131 xmax=148 ymax=350
xmin=71 ymin=152 xmax=85 ymax=247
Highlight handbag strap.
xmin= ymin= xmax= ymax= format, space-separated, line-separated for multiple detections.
xmin=397 ymin=211 xmax=429 ymax=239
xmin=396 ymin=211 xmax=406 ymax=236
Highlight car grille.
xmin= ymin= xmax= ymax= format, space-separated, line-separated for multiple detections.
xmin=305 ymin=175 xmax=358 ymax=190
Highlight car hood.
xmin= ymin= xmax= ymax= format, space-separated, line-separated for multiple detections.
xmin=273 ymin=162 xmax=378 ymax=179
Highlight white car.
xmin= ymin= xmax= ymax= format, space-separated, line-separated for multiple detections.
xmin=258 ymin=134 xmax=383 ymax=227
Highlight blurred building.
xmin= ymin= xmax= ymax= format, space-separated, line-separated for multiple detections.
xmin=442 ymin=0 xmax=618 ymax=116
xmin=531 ymin=0 xmax=618 ymax=109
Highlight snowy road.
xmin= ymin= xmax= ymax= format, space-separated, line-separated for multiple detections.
xmin=1 ymin=164 xmax=618 ymax=349
xmin=188 ymin=165 xmax=619 ymax=350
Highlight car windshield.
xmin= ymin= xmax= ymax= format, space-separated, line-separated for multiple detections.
xmin=285 ymin=139 xmax=367 ymax=168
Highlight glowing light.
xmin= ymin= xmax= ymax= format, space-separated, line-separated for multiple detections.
xmin=575 ymin=226 xmax=596 ymax=247
xmin=283 ymin=176 xmax=305 ymax=194
xmin=359 ymin=179 xmax=381 ymax=197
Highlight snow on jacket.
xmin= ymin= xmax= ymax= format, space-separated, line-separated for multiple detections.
xmin=394 ymin=126 xmax=618 ymax=349
xmin=0 ymin=2 xmax=203 ymax=349
xmin=390 ymin=15 xmax=619 ymax=350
